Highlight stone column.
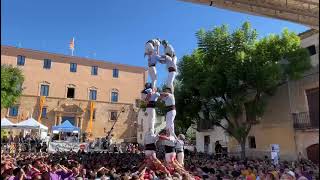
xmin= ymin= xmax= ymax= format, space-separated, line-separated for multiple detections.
xmin=75 ymin=116 xmax=79 ymax=127
xmin=79 ymin=117 xmax=83 ymax=130
xmin=59 ymin=116 xmax=62 ymax=125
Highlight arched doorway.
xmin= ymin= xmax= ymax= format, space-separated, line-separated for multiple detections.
xmin=306 ymin=144 xmax=319 ymax=164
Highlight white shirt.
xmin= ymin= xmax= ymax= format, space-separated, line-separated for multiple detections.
xmin=164 ymin=44 xmax=175 ymax=57
xmin=175 ymin=139 xmax=184 ymax=151
xmin=163 ymin=136 xmax=176 ymax=147
xmin=166 ymin=56 xmax=177 ymax=70
xmin=145 ymin=39 xmax=160 ymax=55
xmin=145 ymin=42 xmax=154 ymax=55
xmin=142 ymin=88 xmax=160 ymax=102
xmin=144 ymin=133 xmax=158 ymax=145
xmin=162 ymin=93 xmax=175 ymax=106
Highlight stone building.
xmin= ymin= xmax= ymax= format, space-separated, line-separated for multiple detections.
xmin=1 ymin=45 xmax=147 ymax=142
xmin=196 ymin=29 xmax=319 ymax=162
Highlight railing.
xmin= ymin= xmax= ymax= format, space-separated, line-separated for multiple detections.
xmin=292 ymin=112 xmax=319 ymax=129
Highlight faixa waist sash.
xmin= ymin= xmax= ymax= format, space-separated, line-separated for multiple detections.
xmin=164 ymin=145 xmax=176 ymax=153
xmin=176 ymin=150 xmax=183 ymax=154
xmin=146 ymin=101 xmax=156 ymax=108
xmin=165 ymin=105 xmax=176 ymax=113
xmin=145 ymin=143 xmax=156 ymax=151
xmin=166 ymin=53 xmax=175 ymax=58
xmin=168 ymin=67 xmax=176 ymax=72
xmin=149 ymin=64 xmax=156 ymax=67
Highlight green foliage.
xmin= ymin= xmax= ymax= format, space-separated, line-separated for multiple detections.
xmin=1 ymin=65 xmax=24 ymax=109
xmin=175 ymin=22 xmax=311 ymax=158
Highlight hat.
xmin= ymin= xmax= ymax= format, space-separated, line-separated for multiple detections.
xmin=178 ymin=134 xmax=185 ymax=140
xmin=286 ymin=171 xmax=295 ymax=177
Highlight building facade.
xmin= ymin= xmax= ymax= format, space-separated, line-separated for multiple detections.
xmin=1 ymin=45 xmax=147 ymax=142
xmin=136 ymin=110 xmax=166 ymax=144
xmin=195 ymin=29 xmax=319 ymax=162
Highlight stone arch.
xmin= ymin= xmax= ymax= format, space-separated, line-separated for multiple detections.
xmin=306 ymin=143 xmax=319 ymax=164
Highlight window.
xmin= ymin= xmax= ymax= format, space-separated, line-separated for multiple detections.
xmin=43 ymin=59 xmax=51 ymax=69
xmin=67 ymin=87 xmax=75 ymax=98
xmin=248 ymin=136 xmax=256 ymax=149
xmin=40 ymin=85 xmax=49 ymax=96
xmin=91 ymin=66 xmax=98 ymax=75
xmin=306 ymin=45 xmax=317 ymax=56
xmin=9 ymin=106 xmax=19 ymax=117
xmin=111 ymin=92 xmax=118 ymax=102
xmin=110 ymin=111 xmax=117 ymax=121
xmin=306 ymin=88 xmax=319 ymax=129
xmin=41 ymin=107 xmax=47 ymax=118
xmin=17 ymin=55 xmax=25 ymax=66
xmin=70 ymin=63 xmax=77 ymax=72
xmin=89 ymin=90 xmax=97 ymax=100
xmin=113 ymin=68 xmax=119 ymax=78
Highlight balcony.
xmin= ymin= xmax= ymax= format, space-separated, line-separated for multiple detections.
xmin=292 ymin=112 xmax=319 ymax=130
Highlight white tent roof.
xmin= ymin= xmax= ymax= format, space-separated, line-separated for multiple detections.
xmin=1 ymin=118 xmax=16 ymax=128
xmin=16 ymin=117 xmax=48 ymax=130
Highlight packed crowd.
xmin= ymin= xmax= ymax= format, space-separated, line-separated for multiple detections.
xmin=1 ymin=147 xmax=319 ymax=180
xmin=1 ymin=133 xmax=48 ymax=154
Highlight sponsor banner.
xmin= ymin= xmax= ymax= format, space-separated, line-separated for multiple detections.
xmin=48 ymin=142 xmax=89 ymax=153
xmin=270 ymin=144 xmax=280 ymax=165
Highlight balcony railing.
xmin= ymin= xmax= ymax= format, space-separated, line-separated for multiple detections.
xmin=292 ymin=112 xmax=319 ymax=130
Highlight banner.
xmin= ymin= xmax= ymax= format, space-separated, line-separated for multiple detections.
xmin=48 ymin=142 xmax=89 ymax=153
xmin=271 ymin=144 xmax=280 ymax=165
xmin=38 ymin=96 xmax=46 ymax=123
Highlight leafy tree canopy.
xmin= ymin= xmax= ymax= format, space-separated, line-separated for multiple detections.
xmin=1 ymin=65 xmax=24 ymax=109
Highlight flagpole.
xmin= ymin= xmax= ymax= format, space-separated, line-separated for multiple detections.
xmin=71 ymin=49 xmax=74 ymax=56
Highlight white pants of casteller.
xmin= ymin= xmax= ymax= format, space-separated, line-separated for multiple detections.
xmin=146 ymin=108 xmax=156 ymax=134
xmin=165 ymin=152 xmax=176 ymax=163
xmin=177 ymin=152 xmax=184 ymax=166
xmin=166 ymin=71 xmax=176 ymax=93
xmin=166 ymin=110 xmax=176 ymax=135
xmin=145 ymin=150 xmax=157 ymax=160
xmin=148 ymin=66 xmax=157 ymax=89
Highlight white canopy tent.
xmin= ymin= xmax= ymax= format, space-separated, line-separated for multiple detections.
xmin=16 ymin=117 xmax=48 ymax=131
xmin=1 ymin=118 xmax=16 ymax=129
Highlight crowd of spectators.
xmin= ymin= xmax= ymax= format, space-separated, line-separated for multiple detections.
xmin=1 ymin=146 xmax=319 ymax=180
xmin=1 ymin=133 xmax=48 ymax=154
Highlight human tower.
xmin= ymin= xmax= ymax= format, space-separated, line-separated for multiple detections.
xmin=141 ymin=39 xmax=188 ymax=174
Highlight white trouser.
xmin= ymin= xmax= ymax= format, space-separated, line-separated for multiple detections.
xmin=166 ymin=71 xmax=176 ymax=93
xmin=145 ymin=150 xmax=157 ymax=160
xmin=165 ymin=152 xmax=176 ymax=163
xmin=146 ymin=108 xmax=156 ymax=134
xmin=176 ymin=152 xmax=184 ymax=166
xmin=166 ymin=110 xmax=176 ymax=135
xmin=148 ymin=66 xmax=157 ymax=89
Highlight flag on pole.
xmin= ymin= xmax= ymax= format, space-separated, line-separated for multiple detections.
xmin=38 ymin=96 xmax=46 ymax=123
xmin=87 ymin=101 xmax=95 ymax=134
xmin=69 ymin=37 xmax=75 ymax=56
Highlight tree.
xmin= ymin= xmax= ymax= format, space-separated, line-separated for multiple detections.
xmin=175 ymin=22 xmax=311 ymax=159
xmin=1 ymin=65 xmax=24 ymax=109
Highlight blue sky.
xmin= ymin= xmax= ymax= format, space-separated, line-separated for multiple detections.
xmin=1 ymin=0 xmax=308 ymax=85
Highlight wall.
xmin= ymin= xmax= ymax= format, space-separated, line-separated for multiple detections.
xmin=196 ymin=124 xmax=229 ymax=154
xmin=136 ymin=109 xmax=166 ymax=144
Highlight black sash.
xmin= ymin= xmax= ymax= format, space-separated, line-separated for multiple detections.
xmin=145 ymin=143 xmax=156 ymax=151
xmin=164 ymin=145 xmax=176 ymax=153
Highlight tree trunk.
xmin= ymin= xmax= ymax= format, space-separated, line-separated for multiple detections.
xmin=240 ymin=139 xmax=246 ymax=160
